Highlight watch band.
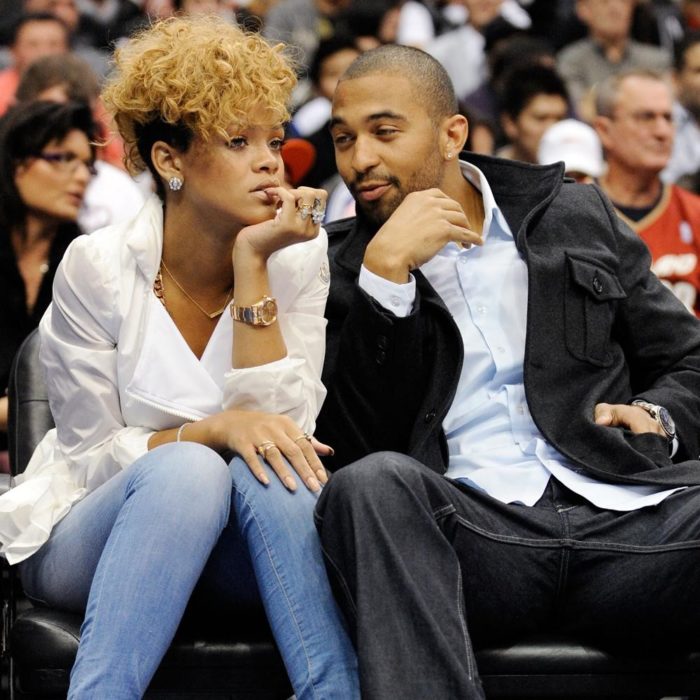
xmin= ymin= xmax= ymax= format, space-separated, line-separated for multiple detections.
xmin=230 ymin=295 xmax=278 ymax=326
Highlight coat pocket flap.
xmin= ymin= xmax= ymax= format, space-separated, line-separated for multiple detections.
xmin=567 ymin=255 xmax=627 ymax=302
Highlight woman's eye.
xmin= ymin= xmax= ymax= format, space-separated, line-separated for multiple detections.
xmin=227 ymin=137 xmax=247 ymax=149
xmin=270 ymin=139 xmax=284 ymax=151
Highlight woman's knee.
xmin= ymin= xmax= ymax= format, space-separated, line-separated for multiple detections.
xmin=132 ymin=442 xmax=232 ymax=504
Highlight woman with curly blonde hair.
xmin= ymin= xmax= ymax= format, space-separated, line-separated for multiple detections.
xmin=0 ymin=14 xmax=359 ymax=699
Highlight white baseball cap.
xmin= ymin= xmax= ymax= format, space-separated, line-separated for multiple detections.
xmin=537 ymin=118 xmax=605 ymax=179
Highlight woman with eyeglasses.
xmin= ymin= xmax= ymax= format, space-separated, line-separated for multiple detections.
xmin=0 ymin=15 xmax=359 ymax=700
xmin=0 ymin=99 xmax=96 ymax=472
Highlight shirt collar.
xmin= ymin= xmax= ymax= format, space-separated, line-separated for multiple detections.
xmin=437 ymin=159 xmax=513 ymax=257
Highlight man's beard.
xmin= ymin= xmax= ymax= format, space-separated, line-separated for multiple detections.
xmin=349 ymin=173 xmax=403 ymax=226
xmin=349 ymin=151 xmax=445 ymax=226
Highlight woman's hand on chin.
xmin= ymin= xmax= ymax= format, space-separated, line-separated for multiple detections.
xmin=234 ymin=185 xmax=328 ymax=264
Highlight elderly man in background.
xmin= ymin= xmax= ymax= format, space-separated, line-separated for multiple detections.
xmin=594 ymin=68 xmax=700 ymax=316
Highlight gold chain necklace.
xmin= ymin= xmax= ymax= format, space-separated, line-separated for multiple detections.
xmin=157 ymin=260 xmax=233 ymax=319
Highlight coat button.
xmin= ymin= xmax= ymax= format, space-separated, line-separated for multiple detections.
xmin=592 ymin=275 xmax=603 ymax=294
xmin=424 ymin=409 xmax=437 ymax=423
xmin=376 ymin=350 xmax=386 ymax=365
xmin=377 ymin=335 xmax=388 ymax=349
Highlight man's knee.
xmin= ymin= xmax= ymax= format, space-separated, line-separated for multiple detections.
xmin=317 ymin=451 xmax=425 ymax=520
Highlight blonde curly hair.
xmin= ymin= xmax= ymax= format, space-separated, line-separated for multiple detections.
xmin=102 ymin=15 xmax=297 ymax=174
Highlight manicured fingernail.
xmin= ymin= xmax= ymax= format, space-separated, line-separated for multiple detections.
xmin=306 ymin=476 xmax=320 ymax=492
xmin=258 ymin=472 xmax=270 ymax=485
xmin=328 ymin=447 xmax=335 ymax=456
xmin=316 ymin=468 xmax=328 ymax=482
xmin=284 ymin=476 xmax=297 ymax=491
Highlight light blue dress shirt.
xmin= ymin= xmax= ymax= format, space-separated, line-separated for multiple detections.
xmin=359 ymin=161 xmax=682 ymax=510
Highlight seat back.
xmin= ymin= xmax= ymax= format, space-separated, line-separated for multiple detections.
xmin=7 ymin=329 xmax=54 ymax=477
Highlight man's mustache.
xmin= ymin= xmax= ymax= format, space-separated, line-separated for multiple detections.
xmin=349 ymin=172 xmax=401 ymax=195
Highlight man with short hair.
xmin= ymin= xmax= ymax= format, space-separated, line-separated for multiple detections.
xmin=594 ymin=68 xmax=700 ymax=315
xmin=0 ymin=12 xmax=68 ymax=115
xmin=496 ymin=64 xmax=570 ymax=163
xmin=663 ymin=31 xmax=700 ymax=184
xmin=314 ymin=44 xmax=700 ymax=698
xmin=557 ymin=0 xmax=670 ymax=119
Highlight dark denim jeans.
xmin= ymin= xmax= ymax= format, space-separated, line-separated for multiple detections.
xmin=315 ymin=451 xmax=700 ymax=700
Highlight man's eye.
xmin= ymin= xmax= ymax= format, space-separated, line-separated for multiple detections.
xmin=332 ymin=133 xmax=352 ymax=145
xmin=376 ymin=128 xmax=398 ymax=137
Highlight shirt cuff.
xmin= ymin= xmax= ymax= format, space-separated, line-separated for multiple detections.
xmin=358 ymin=265 xmax=416 ymax=318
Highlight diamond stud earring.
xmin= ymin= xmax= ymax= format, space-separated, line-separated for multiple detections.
xmin=168 ymin=176 xmax=183 ymax=191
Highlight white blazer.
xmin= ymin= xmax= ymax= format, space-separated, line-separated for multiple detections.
xmin=0 ymin=195 xmax=330 ymax=564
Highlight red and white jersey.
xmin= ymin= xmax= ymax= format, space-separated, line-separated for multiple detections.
xmin=615 ymin=184 xmax=700 ymax=317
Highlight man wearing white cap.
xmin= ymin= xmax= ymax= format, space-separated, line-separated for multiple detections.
xmin=538 ymin=118 xmax=604 ymax=183
xmin=594 ymin=68 xmax=700 ymax=317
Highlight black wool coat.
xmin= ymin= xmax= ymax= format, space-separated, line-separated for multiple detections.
xmin=317 ymin=153 xmax=700 ymax=488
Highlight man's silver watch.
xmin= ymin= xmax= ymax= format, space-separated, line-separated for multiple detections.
xmin=631 ymin=400 xmax=677 ymax=441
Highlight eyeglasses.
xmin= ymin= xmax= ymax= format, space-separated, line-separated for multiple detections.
xmin=609 ymin=110 xmax=673 ymax=128
xmin=35 ymin=151 xmax=97 ymax=177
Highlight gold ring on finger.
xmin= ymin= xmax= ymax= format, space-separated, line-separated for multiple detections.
xmin=293 ymin=432 xmax=313 ymax=444
xmin=297 ymin=203 xmax=313 ymax=221
xmin=257 ymin=440 xmax=277 ymax=458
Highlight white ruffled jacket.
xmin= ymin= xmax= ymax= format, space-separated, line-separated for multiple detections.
xmin=0 ymin=195 xmax=329 ymax=564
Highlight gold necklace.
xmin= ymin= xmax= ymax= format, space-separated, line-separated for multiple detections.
xmin=157 ymin=260 xmax=233 ymax=319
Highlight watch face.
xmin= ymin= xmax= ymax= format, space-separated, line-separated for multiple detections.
xmin=261 ymin=297 xmax=277 ymax=323
xmin=658 ymin=406 xmax=676 ymax=437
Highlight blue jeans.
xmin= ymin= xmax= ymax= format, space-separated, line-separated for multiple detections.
xmin=19 ymin=442 xmax=358 ymax=699
xmin=316 ymin=451 xmax=700 ymax=699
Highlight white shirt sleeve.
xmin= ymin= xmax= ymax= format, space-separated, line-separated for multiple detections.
xmin=36 ymin=235 xmax=152 ymax=492
xmin=358 ymin=264 xmax=416 ymax=318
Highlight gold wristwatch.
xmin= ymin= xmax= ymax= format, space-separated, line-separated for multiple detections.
xmin=230 ymin=295 xmax=278 ymax=326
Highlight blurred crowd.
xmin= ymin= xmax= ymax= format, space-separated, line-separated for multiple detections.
xmin=3 ymin=0 xmax=700 ymax=467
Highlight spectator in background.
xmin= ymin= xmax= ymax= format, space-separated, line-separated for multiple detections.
xmin=0 ymin=101 xmax=95 ymax=471
xmin=293 ymin=35 xmax=361 ymax=188
xmin=496 ymin=64 xmax=570 ymax=164
xmin=23 ymin=0 xmax=111 ymax=78
xmin=557 ymin=0 xmax=671 ymax=121
xmin=461 ymin=32 xmax=557 ymax=127
xmin=15 ymin=53 xmax=145 ymax=232
xmin=0 ymin=13 xmax=69 ymax=116
xmin=291 ymin=34 xmax=360 ymax=137
xmin=594 ymin=68 xmax=700 ymax=316
xmin=663 ymin=31 xmax=700 ymax=184
xmin=427 ymin=0 xmax=531 ymax=101
xmin=264 ymin=0 xmax=352 ymax=77
xmin=537 ymin=117 xmax=605 ymax=183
